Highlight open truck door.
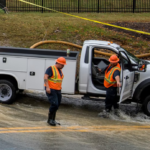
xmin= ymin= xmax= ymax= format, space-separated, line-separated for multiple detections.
xmin=119 ymin=69 xmax=134 ymax=103
xmin=119 ymin=51 xmax=136 ymax=103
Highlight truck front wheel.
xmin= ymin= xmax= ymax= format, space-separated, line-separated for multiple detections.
xmin=0 ymin=80 xmax=16 ymax=104
xmin=143 ymin=95 xmax=150 ymax=116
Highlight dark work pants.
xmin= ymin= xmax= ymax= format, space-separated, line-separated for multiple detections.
xmin=105 ymin=87 xmax=119 ymax=111
xmin=45 ymin=89 xmax=62 ymax=113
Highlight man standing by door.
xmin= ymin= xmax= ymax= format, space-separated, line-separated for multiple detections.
xmin=44 ymin=57 xmax=66 ymax=126
xmin=99 ymin=55 xmax=121 ymax=117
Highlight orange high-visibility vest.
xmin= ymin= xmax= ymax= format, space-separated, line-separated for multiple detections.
xmin=104 ymin=63 xmax=121 ymax=88
xmin=45 ymin=65 xmax=64 ymax=90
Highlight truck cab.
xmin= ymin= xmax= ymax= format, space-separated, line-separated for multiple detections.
xmin=79 ymin=40 xmax=150 ymax=116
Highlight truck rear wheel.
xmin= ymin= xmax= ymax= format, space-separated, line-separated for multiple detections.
xmin=0 ymin=80 xmax=16 ymax=104
xmin=143 ymin=95 xmax=150 ymax=116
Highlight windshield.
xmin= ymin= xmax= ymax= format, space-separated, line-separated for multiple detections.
xmin=118 ymin=47 xmax=140 ymax=64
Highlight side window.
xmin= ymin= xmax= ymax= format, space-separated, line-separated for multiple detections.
xmin=122 ymin=57 xmax=129 ymax=64
xmin=120 ymin=52 xmax=130 ymax=70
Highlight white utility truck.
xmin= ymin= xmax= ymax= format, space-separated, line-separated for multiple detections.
xmin=0 ymin=40 xmax=150 ymax=115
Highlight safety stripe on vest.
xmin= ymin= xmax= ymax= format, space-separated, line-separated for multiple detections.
xmin=48 ymin=78 xmax=62 ymax=83
xmin=52 ymin=66 xmax=57 ymax=79
xmin=108 ymin=66 xmax=121 ymax=80
xmin=104 ymin=77 xmax=117 ymax=84
xmin=105 ymin=66 xmax=121 ymax=84
xmin=48 ymin=66 xmax=63 ymax=83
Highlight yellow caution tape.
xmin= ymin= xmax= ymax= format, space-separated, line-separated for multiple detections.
xmin=19 ymin=0 xmax=150 ymax=36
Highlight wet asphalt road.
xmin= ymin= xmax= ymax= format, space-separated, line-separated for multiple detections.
xmin=0 ymin=94 xmax=150 ymax=150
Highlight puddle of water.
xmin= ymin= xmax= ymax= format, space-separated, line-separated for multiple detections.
xmin=0 ymin=90 xmax=149 ymax=150
xmin=22 ymin=90 xmax=150 ymax=125
xmin=98 ymin=109 xmax=150 ymax=124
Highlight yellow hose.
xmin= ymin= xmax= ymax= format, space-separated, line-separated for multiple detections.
xmin=30 ymin=40 xmax=82 ymax=49
xmin=30 ymin=40 xmax=150 ymax=58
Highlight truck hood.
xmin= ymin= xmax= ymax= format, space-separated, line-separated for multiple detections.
xmin=141 ymin=60 xmax=150 ymax=70
xmin=135 ymin=61 xmax=150 ymax=86
xmin=146 ymin=63 xmax=150 ymax=70
xmin=146 ymin=60 xmax=150 ymax=63
xmin=143 ymin=60 xmax=150 ymax=72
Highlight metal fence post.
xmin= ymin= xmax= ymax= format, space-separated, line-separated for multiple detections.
xmin=78 ymin=0 xmax=79 ymax=13
xmin=97 ymin=0 xmax=99 ymax=13
xmin=42 ymin=0 xmax=43 ymax=13
xmin=133 ymin=0 xmax=136 ymax=13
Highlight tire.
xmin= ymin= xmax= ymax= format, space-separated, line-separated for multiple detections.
xmin=19 ymin=90 xmax=24 ymax=93
xmin=0 ymin=80 xmax=16 ymax=104
xmin=143 ymin=95 xmax=150 ymax=116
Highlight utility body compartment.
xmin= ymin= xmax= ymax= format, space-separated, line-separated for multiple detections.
xmin=0 ymin=46 xmax=79 ymax=94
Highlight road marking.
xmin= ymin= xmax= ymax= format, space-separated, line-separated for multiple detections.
xmin=0 ymin=125 xmax=149 ymax=134
xmin=0 ymin=125 xmax=150 ymax=130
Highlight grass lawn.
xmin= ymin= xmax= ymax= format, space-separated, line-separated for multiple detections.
xmin=0 ymin=12 xmax=150 ymax=56
xmin=0 ymin=9 xmax=5 ymax=14
xmin=0 ymin=4 xmax=5 ymax=14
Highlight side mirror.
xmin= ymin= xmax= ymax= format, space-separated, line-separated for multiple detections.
xmin=130 ymin=64 xmax=147 ymax=72
xmin=130 ymin=64 xmax=139 ymax=71
xmin=138 ymin=64 xmax=147 ymax=72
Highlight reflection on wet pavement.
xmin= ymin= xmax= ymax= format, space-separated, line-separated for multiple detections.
xmin=0 ymin=91 xmax=149 ymax=150
xmin=24 ymin=90 xmax=150 ymax=125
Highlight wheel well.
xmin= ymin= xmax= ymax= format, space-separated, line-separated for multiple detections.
xmin=140 ymin=85 xmax=150 ymax=103
xmin=0 ymin=75 xmax=18 ymax=89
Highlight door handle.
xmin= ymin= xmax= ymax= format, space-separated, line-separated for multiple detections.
xmin=124 ymin=76 xmax=129 ymax=79
xmin=3 ymin=57 xmax=7 ymax=63
xmin=30 ymin=72 xmax=35 ymax=76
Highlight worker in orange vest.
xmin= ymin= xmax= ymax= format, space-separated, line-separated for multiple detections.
xmin=99 ymin=55 xmax=121 ymax=117
xmin=44 ymin=57 xmax=66 ymax=126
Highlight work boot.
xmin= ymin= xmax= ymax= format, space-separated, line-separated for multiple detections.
xmin=98 ymin=109 xmax=110 ymax=118
xmin=53 ymin=111 xmax=61 ymax=125
xmin=47 ymin=112 xmax=56 ymax=126
xmin=114 ymin=109 xmax=120 ymax=117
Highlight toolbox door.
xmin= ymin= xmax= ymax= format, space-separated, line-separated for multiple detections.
xmin=26 ymin=58 xmax=45 ymax=90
